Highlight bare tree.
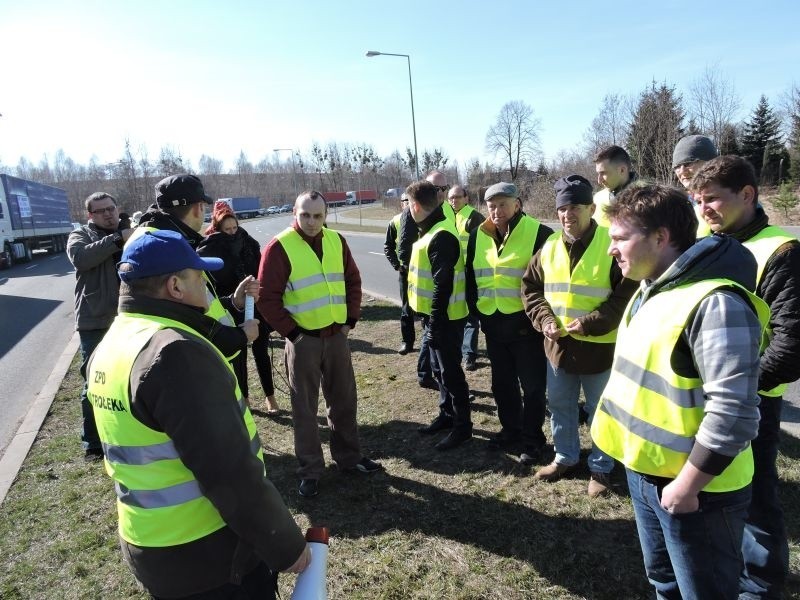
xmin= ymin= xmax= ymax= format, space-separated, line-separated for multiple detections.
xmin=485 ymin=100 xmax=542 ymax=181
xmin=583 ymin=93 xmax=629 ymax=155
xmin=689 ymin=65 xmax=740 ymax=146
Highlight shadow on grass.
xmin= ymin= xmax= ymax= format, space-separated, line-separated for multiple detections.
xmin=359 ymin=304 xmax=401 ymax=323
xmin=265 ymin=420 xmax=648 ymax=599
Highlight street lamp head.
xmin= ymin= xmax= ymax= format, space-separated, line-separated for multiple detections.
xmin=366 ymin=51 xmax=381 ymax=57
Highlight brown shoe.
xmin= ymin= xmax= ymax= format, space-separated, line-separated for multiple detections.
xmin=588 ymin=472 xmax=611 ymax=498
xmin=533 ymin=461 xmax=572 ymax=482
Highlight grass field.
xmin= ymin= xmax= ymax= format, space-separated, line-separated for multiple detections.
xmin=1 ymin=300 xmax=799 ymax=599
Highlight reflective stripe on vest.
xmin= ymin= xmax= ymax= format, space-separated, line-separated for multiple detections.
xmin=591 ymin=279 xmax=769 ymax=492
xmin=540 ymin=226 xmax=616 ymax=343
xmin=743 ymin=226 xmax=796 ymax=397
xmin=87 ymin=312 xmax=264 ymax=547
xmin=408 ymin=220 xmax=468 ymax=319
xmin=473 ymin=215 xmax=539 ymax=315
xmin=276 ymin=227 xmax=347 ymax=330
xmin=454 ymin=205 xmax=476 ymax=254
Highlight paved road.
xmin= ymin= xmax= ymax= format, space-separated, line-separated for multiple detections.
xmin=0 ymin=252 xmax=76 ymax=458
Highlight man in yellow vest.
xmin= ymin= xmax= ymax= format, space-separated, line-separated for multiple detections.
xmin=133 ymin=174 xmax=260 ymax=359
xmin=672 ymin=134 xmax=718 ymax=238
xmin=591 ymin=184 xmax=768 ymax=600
xmin=257 ymin=190 xmax=382 ymax=498
xmin=88 ymin=229 xmax=309 ymax=598
xmin=408 ymin=180 xmax=473 ymax=450
xmin=692 ymin=156 xmax=800 ymax=599
xmin=466 ymin=182 xmax=552 ymax=464
xmin=523 ymin=175 xmax=637 ymax=496
xmin=383 ymin=194 xmax=416 ymax=355
xmin=449 ymin=184 xmax=484 ymax=371
xmin=593 ymin=145 xmax=638 ymax=227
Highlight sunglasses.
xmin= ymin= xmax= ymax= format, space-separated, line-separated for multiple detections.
xmin=434 ymin=185 xmax=449 ymax=192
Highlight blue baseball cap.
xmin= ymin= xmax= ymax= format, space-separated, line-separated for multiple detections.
xmin=118 ymin=230 xmax=223 ymax=282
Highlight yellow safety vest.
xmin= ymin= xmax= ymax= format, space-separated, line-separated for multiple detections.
xmin=591 ymin=279 xmax=769 ymax=492
xmin=473 ymin=216 xmax=539 ymax=315
xmin=88 ymin=312 xmax=264 ymax=547
xmin=454 ymin=205 xmax=477 ymax=255
xmin=408 ymin=219 xmax=468 ymax=319
xmin=390 ymin=213 xmax=402 ymax=259
xmin=743 ymin=225 xmax=797 ymax=398
xmin=540 ymin=226 xmax=616 ymax=343
xmin=442 ymin=200 xmax=456 ymax=222
xmin=276 ymin=227 xmax=347 ymax=330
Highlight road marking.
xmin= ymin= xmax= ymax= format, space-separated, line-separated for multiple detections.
xmin=368 ymin=252 xmax=383 ymax=256
xmin=25 ymin=264 xmax=39 ymax=270
xmin=50 ymin=256 xmax=61 ymax=260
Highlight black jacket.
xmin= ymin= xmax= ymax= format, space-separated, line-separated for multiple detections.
xmin=197 ymin=227 xmax=261 ymax=297
xmin=113 ymin=295 xmax=305 ymax=597
xmin=135 ymin=207 xmax=247 ymax=356
xmin=726 ymin=208 xmax=800 ymax=393
xmin=397 ymin=207 xmax=419 ymax=267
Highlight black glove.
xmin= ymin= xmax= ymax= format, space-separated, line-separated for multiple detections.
xmin=425 ymin=327 xmax=443 ymax=350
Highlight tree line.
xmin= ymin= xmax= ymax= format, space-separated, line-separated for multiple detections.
xmin=2 ymin=66 xmax=798 ymax=222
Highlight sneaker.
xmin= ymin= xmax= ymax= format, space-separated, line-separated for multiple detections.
xmin=418 ymin=414 xmax=453 ymax=434
xmin=435 ymin=430 xmax=472 ymax=451
xmin=351 ymin=457 xmax=383 ymax=474
xmin=464 ymin=355 xmax=478 ymax=371
xmin=533 ymin=461 xmax=573 ymax=482
xmin=298 ymin=479 xmax=319 ymax=497
xmin=398 ymin=342 xmax=412 ymax=355
xmin=588 ymin=472 xmax=611 ymax=498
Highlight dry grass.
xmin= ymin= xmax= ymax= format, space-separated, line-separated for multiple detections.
xmin=2 ymin=300 xmax=800 ymax=599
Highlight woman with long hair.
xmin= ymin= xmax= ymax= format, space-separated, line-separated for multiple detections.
xmin=198 ymin=203 xmax=279 ymax=414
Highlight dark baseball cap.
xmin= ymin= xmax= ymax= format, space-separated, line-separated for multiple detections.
xmin=118 ymin=230 xmax=223 ymax=281
xmin=155 ymin=174 xmax=213 ymax=208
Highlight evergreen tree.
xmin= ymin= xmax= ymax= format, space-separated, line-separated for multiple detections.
xmin=786 ymin=85 xmax=800 ymax=182
xmin=627 ymin=81 xmax=685 ymax=183
xmin=740 ymin=95 xmax=784 ymax=184
xmin=717 ymin=122 xmax=741 ymax=156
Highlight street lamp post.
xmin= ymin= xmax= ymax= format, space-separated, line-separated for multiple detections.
xmin=273 ymin=148 xmax=298 ymax=201
xmin=366 ymin=50 xmax=420 ymax=181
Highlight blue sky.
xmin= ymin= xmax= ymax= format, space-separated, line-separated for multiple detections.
xmin=0 ymin=0 xmax=798 ymax=175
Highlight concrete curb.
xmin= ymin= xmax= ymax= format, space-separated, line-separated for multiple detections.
xmin=0 ymin=331 xmax=79 ymax=506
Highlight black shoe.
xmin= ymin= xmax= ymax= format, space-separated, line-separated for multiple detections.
xmin=520 ymin=445 xmax=544 ymax=466
xmin=418 ymin=414 xmax=453 ymax=434
xmin=468 ymin=392 xmax=476 ymax=403
xmin=487 ymin=430 xmax=520 ymax=450
xmin=419 ymin=377 xmax=440 ymax=391
xmin=398 ymin=342 xmax=412 ymax=355
xmin=349 ymin=457 xmax=383 ymax=474
xmin=464 ymin=355 xmax=478 ymax=371
xmin=84 ymin=448 xmax=104 ymax=462
xmin=435 ymin=430 xmax=472 ymax=451
xmin=298 ymin=479 xmax=319 ymax=497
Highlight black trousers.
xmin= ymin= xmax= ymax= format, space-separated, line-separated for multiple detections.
xmin=485 ymin=330 xmax=547 ymax=449
xmin=150 ymin=562 xmax=278 ymax=600
xmin=428 ymin=317 xmax=472 ymax=433
xmin=398 ymin=270 xmax=415 ymax=345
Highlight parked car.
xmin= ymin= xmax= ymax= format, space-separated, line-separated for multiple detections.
xmin=279 ymin=204 xmax=293 ymax=213
xmin=266 ymin=206 xmax=280 ymax=215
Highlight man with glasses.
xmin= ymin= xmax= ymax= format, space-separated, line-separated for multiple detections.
xmin=67 ymin=192 xmax=134 ymax=460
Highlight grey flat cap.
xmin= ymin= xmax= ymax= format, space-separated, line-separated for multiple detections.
xmin=484 ymin=182 xmax=518 ymax=202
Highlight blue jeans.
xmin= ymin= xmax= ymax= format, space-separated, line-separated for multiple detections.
xmin=461 ymin=312 xmax=479 ymax=360
xmin=78 ymin=328 xmax=108 ymax=452
xmin=627 ymin=469 xmax=751 ymax=600
xmin=740 ymin=394 xmax=788 ymax=599
xmin=545 ymin=364 xmax=612 ymax=473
